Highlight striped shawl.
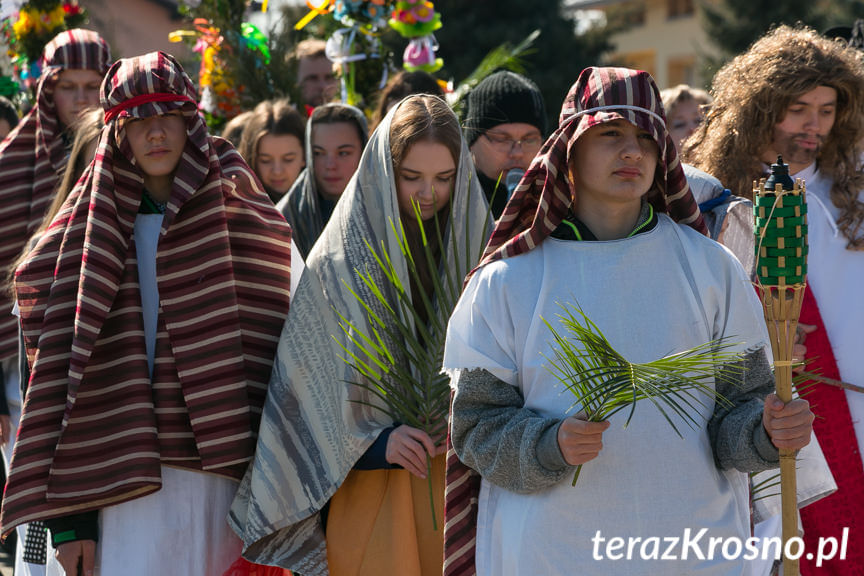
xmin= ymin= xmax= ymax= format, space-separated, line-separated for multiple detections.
xmin=1 ymin=51 xmax=292 ymax=537
xmin=0 ymin=29 xmax=111 ymax=362
xmin=443 ymin=67 xmax=708 ymax=576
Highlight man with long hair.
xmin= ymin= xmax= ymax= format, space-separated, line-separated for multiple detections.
xmin=684 ymin=25 xmax=864 ymax=575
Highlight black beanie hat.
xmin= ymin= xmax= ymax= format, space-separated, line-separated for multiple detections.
xmin=463 ymin=71 xmax=547 ymax=147
xmin=824 ymin=19 xmax=864 ymax=50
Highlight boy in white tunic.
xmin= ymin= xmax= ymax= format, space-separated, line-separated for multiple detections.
xmin=442 ymin=67 xmax=814 ymax=576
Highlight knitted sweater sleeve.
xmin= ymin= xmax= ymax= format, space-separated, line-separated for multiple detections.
xmin=708 ymin=346 xmax=779 ymax=473
xmin=450 ymin=368 xmax=572 ymax=494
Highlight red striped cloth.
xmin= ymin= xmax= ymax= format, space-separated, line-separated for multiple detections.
xmin=1 ymin=51 xmax=292 ymax=537
xmin=0 ymin=29 xmax=111 ymax=362
xmin=443 ymin=67 xmax=707 ymax=576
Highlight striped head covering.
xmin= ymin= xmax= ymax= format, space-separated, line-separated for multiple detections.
xmin=474 ymin=66 xmax=706 ymax=276
xmin=1 ymin=51 xmax=292 ymax=536
xmin=0 ymin=29 xmax=111 ymax=362
xmin=443 ymin=67 xmax=707 ymax=576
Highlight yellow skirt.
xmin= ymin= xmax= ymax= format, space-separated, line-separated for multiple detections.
xmin=326 ymin=454 xmax=445 ymax=576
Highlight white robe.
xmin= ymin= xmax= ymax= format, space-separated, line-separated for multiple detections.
xmin=444 ymin=215 xmax=769 ymax=576
xmin=796 ymin=164 xmax=864 ymax=454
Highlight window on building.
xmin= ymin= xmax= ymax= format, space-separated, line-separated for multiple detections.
xmin=668 ymin=0 xmax=694 ymax=19
xmin=668 ymin=57 xmax=697 ymax=87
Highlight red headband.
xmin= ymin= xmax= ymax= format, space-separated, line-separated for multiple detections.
xmin=104 ymin=93 xmax=196 ymax=123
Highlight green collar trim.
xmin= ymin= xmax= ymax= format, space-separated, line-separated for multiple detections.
xmin=139 ymin=190 xmax=167 ymax=214
xmin=627 ymin=204 xmax=654 ymax=238
xmin=552 ymin=202 xmax=656 ymax=241
xmin=560 ymin=219 xmax=583 ymax=240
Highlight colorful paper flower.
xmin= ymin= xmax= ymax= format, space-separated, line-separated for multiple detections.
xmin=2 ymin=0 xmax=88 ymax=93
xmin=389 ymin=0 xmax=440 ymax=38
xmin=414 ymin=2 xmax=433 ymax=22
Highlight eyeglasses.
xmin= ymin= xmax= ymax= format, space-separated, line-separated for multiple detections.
xmin=482 ymin=131 xmax=543 ymax=153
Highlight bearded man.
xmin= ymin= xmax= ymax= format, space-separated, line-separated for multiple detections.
xmin=685 ymin=25 xmax=864 ymax=576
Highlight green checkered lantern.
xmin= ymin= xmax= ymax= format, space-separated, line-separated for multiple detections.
xmin=754 ymin=155 xmax=808 ymax=286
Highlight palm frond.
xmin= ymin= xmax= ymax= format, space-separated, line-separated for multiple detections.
xmin=750 ymin=470 xmax=782 ymax=502
xmin=448 ymin=29 xmax=541 ymax=115
xmin=335 ymin=179 xmax=490 ymax=529
xmin=750 ymin=454 xmax=814 ymax=503
xmin=542 ymin=301 xmax=745 ymax=486
xmin=794 ymin=367 xmax=864 ymax=398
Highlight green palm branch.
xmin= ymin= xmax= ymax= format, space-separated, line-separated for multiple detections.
xmin=448 ymin=29 xmax=540 ymax=116
xmin=335 ymin=190 xmax=491 ymax=529
xmin=750 ymin=470 xmax=782 ymax=503
xmin=542 ymin=302 xmax=746 ymax=486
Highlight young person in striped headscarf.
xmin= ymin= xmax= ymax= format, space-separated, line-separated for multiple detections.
xmin=0 ymin=29 xmax=110 ymax=368
xmin=1 ymin=51 xmax=296 ymax=576
xmin=441 ymin=67 xmax=814 ymax=576
xmin=0 ymin=30 xmax=109 ymax=575
xmin=1 ymin=106 xmax=104 ymax=576
xmin=0 ymin=27 xmax=111 ymax=472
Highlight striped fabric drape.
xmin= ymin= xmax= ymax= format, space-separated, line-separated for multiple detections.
xmin=443 ymin=67 xmax=707 ymax=576
xmin=0 ymin=29 xmax=111 ymax=362
xmin=1 ymin=51 xmax=292 ymax=538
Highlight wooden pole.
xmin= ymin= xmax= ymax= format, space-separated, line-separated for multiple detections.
xmin=759 ymin=286 xmax=805 ymax=576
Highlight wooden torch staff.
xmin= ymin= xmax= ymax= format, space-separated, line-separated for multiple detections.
xmin=758 ymin=286 xmax=804 ymax=576
xmin=754 ymin=158 xmax=808 ymax=576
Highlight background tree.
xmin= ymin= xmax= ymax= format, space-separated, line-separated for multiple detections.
xmin=282 ymin=0 xmax=613 ymax=129
xmin=431 ymin=0 xmax=611 ymax=130
xmin=699 ymin=0 xmax=864 ymax=81
xmin=700 ymin=0 xmax=823 ymax=61
xmin=174 ymin=0 xmax=296 ymax=129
